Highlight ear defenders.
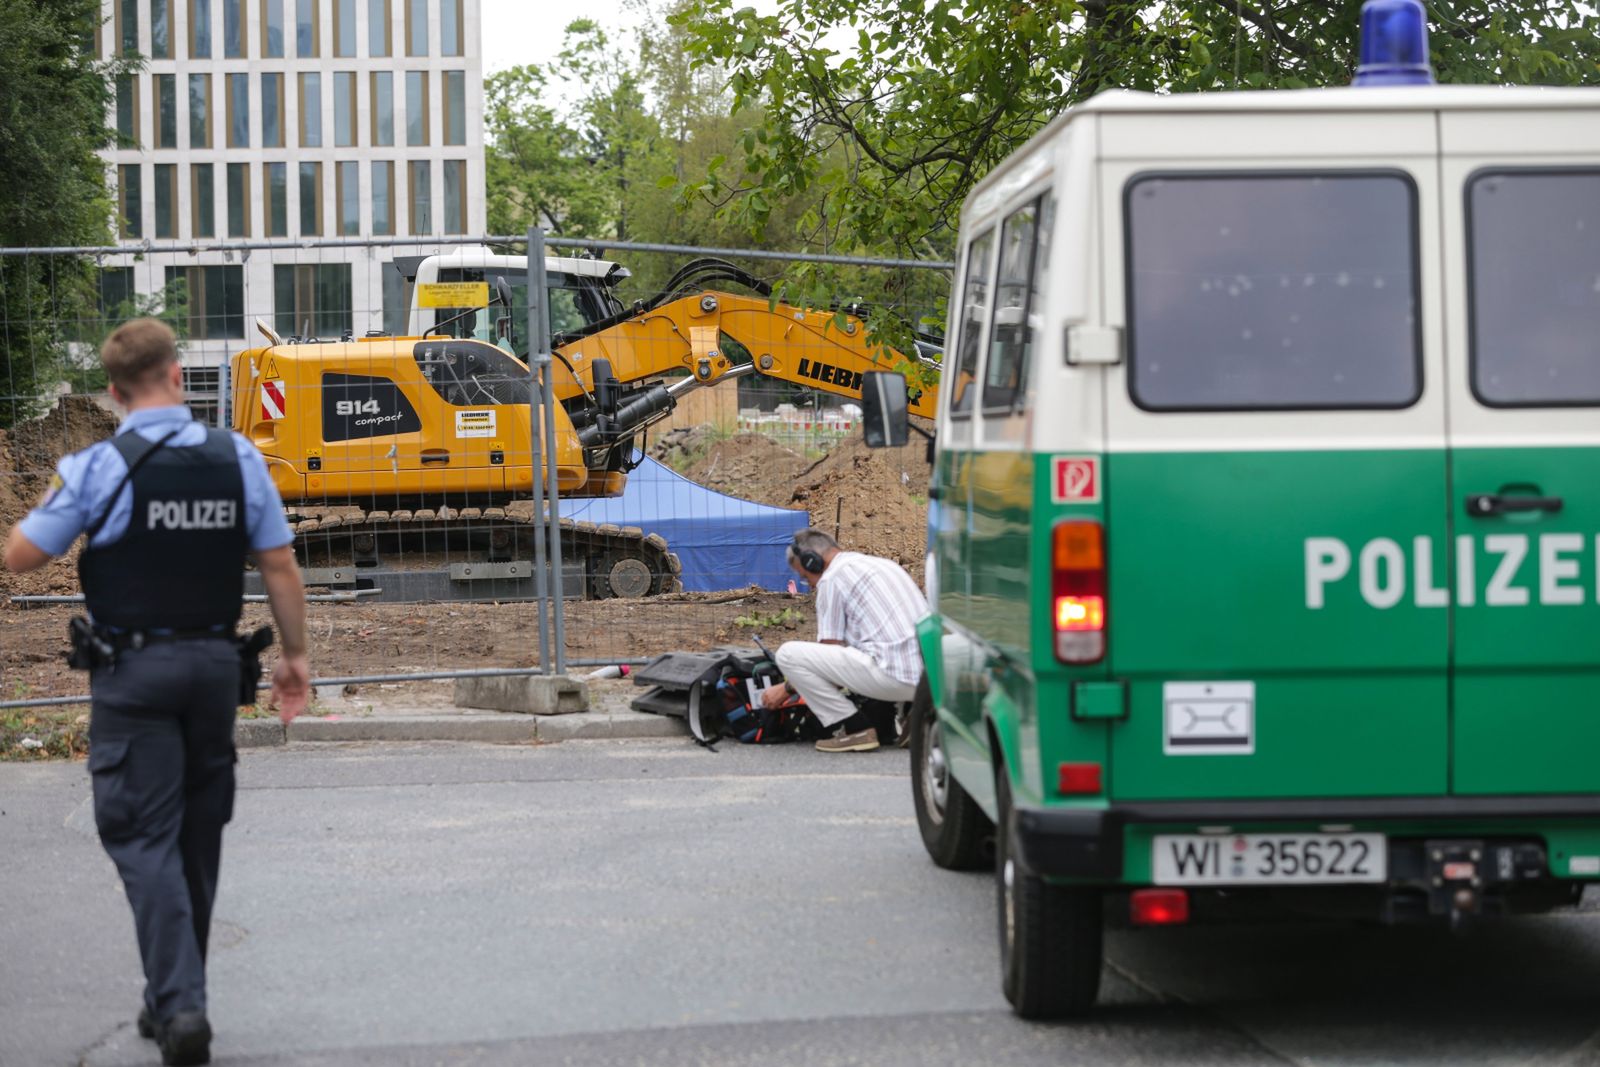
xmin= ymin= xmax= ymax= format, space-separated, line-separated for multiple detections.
xmin=791 ymin=537 xmax=825 ymax=574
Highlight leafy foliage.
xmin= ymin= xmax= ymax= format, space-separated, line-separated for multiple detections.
xmin=0 ymin=0 xmax=124 ymax=427
xmin=672 ymin=0 xmax=1600 ymax=259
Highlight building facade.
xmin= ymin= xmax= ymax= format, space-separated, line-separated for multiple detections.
xmin=98 ymin=0 xmax=486 ymax=420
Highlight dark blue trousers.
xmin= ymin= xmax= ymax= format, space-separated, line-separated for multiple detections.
xmin=87 ymin=638 xmax=240 ymax=1022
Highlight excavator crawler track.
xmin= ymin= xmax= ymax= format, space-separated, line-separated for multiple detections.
xmin=285 ymin=505 xmax=683 ymax=600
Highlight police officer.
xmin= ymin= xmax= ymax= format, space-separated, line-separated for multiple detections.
xmin=3 ymin=319 xmax=310 ymax=1067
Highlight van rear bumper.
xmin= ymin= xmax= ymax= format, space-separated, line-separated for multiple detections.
xmin=1012 ymin=795 xmax=1600 ymax=881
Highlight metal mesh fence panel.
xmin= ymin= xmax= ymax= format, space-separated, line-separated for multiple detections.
xmin=1 ymin=234 xmax=946 ymax=707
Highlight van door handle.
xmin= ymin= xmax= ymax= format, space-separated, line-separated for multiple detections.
xmin=1466 ymin=493 xmax=1562 ymax=517
xmin=420 ymin=450 xmax=451 ymax=465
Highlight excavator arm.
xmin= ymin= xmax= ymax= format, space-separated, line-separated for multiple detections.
xmin=551 ymin=290 xmax=939 ymax=424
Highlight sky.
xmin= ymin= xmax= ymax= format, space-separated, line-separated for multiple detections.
xmin=479 ymin=0 xmax=657 ymax=79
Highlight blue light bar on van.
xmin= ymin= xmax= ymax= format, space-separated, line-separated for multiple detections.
xmin=1353 ymin=0 xmax=1435 ymax=87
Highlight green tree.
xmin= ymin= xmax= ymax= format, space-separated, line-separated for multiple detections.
xmin=484 ymin=64 xmax=613 ymax=237
xmin=0 ymin=0 xmax=124 ymax=427
xmin=674 ymin=0 xmax=1600 ymax=258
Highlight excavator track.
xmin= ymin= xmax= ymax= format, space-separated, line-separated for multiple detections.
xmin=285 ymin=505 xmax=683 ymax=600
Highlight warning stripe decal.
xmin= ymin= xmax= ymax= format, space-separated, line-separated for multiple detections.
xmin=260 ymin=379 xmax=286 ymax=421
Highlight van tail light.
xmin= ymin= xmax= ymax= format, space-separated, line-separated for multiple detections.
xmin=1057 ymin=762 xmax=1103 ymax=795
xmin=1052 ymin=520 xmax=1105 ymax=664
xmin=1130 ymin=888 xmax=1190 ymax=926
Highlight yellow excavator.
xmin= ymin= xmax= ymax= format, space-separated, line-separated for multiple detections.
xmin=230 ymin=253 xmax=939 ymax=599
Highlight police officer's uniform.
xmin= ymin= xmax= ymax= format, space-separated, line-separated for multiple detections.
xmin=18 ymin=404 xmax=292 ymax=1028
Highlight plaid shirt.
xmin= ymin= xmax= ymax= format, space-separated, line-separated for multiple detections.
xmin=815 ymin=552 xmax=930 ymax=686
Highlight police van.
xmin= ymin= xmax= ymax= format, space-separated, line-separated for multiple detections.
xmin=862 ymin=0 xmax=1600 ymax=1019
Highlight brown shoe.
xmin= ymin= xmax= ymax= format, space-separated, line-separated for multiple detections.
xmin=816 ymin=727 xmax=880 ymax=753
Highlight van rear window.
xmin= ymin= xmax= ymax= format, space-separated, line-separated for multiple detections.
xmin=1468 ymin=170 xmax=1600 ymax=407
xmin=1125 ymin=172 xmax=1420 ymax=411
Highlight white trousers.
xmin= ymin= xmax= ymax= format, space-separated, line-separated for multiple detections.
xmin=774 ymin=641 xmax=918 ymax=728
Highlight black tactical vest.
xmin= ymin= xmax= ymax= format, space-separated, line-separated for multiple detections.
xmin=79 ymin=429 xmax=249 ymax=631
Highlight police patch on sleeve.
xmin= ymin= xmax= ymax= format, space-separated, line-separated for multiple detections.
xmin=38 ymin=473 xmax=64 ymax=507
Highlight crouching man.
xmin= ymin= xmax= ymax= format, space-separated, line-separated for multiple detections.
xmin=763 ymin=529 xmax=928 ymax=752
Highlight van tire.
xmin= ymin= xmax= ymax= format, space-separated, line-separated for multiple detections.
xmin=910 ymin=674 xmax=990 ymax=870
xmin=995 ymin=771 xmax=1103 ymax=1018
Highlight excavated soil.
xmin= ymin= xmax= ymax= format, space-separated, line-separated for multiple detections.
xmin=0 ymin=396 xmax=118 ymax=598
xmin=680 ymin=433 xmax=810 ymax=507
xmin=680 ymin=425 xmax=932 ymax=571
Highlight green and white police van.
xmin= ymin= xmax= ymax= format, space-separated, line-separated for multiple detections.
xmin=862 ymin=1 xmax=1600 ymax=1020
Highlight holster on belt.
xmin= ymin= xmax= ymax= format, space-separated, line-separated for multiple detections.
xmin=237 ymin=625 xmax=275 ymax=705
xmin=66 ymin=616 xmax=117 ymax=671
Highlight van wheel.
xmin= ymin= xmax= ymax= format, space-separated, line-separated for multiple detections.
xmin=910 ymin=674 xmax=990 ymax=870
xmin=995 ymin=771 xmax=1103 ymax=1018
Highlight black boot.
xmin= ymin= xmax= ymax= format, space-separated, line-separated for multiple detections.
xmin=158 ymin=1010 xmax=211 ymax=1066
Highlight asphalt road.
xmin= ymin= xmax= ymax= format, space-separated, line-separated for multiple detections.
xmin=3 ymin=740 xmax=1600 ymax=1067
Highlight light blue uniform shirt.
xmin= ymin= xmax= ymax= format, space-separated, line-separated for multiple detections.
xmin=18 ymin=405 xmax=294 ymax=556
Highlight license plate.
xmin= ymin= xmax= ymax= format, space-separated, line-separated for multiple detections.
xmin=1152 ymin=833 xmax=1387 ymax=886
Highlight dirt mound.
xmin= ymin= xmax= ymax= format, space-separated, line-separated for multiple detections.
xmin=0 ymin=395 xmax=118 ymax=599
xmin=680 ymin=433 xmax=810 ymax=508
xmin=788 ymin=430 xmax=932 ymax=571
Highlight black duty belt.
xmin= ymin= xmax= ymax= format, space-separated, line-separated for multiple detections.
xmin=104 ymin=628 xmax=235 ymax=652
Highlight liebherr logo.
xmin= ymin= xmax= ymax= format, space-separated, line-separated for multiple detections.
xmin=1305 ymin=534 xmax=1599 ymax=609
xmin=796 ymin=358 xmax=864 ymax=392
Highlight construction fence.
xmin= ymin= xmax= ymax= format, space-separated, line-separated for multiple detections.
xmin=0 ymin=232 xmax=949 ymax=708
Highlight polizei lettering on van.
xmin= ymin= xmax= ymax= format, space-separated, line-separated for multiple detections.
xmin=1305 ymin=535 xmax=1598 ymax=609
xmin=796 ymin=358 xmax=864 ymax=392
xmin=147 ymin=499 xmax=240 ymax=531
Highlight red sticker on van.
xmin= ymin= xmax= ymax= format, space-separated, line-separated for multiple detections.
xmin=1052 ymin=457 xmax=1100 ymax=504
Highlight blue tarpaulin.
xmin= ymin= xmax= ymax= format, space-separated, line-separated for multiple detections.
xmin=563 ymin=456 xmax=809 ymax=592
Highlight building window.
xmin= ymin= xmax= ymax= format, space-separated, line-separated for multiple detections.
xmin=336 ymin=160 xmax=360 ymax=235
xmin=116 ymin=75 xmax=139 ymax=145
xmin=188 ymin=0 xmax=211 ymax=57
xmin=100 ymin=268 xmax=136 ymax=318
xmin=299 ymin=161 xmax=323 ymax=236
xmin=222 ymin=0 xmax=245 ymax=57
xmin=227 ymin=162 xmax=251 ymax=236
xmin=165 ymin=265 xmax=245 ymax=339
xmin=154 ymin=163 xmax=178 ymax=238
xmin=182 ymin=367 xmax=221 ymax=427
xmin=368 ymin=0 xmax=391 ymax=56
xmin=372 ymin=161 xmax=393 ymax=235
xmin=118 ymin=165 xmax=142 ymax=238
xmin=333 ymin=71 xmax=356 ymax=147
xmin=405 ymin=0 xmax=426 ymax=56
xmin=441 ymin=0 xmax=461 ymax=56
xmin=262 ymin=72 xmax=284 ymax=147
xmin=118 ymin=0 xmax=138 ymax=54
xmin=188 ymin=73 xmax=212 ymax=148
xmin=262 ymin=0 xmax=285 ymax=57
xmin=265 ymin=162 xmax=288 ymax=237
xmin=150 ymin=0 xmax=172 ymax=57
xmin=275 ymin=264 xmax=353 ymax=338
xmin=442 ymin=160 xmax=466 ymax=235
xmin=192 ymin=163 xmax=216 ymax=237
xmin=156 ymin=74 xmax=178 ymax=149
xmin=381 ymin=260 xmax=406 ymax=334
xmin=293 ymin=0 xmax=318 ymax=56
xmin=226 ymin=72 xmax=249 ymax=147
xmin=370 ymin=71 xmax=393 ymax=146
xmin=409 ymin=160 xmax=431 ymax=235
xmin=333 ymin=0 xmax=356 ymax=56
xmin=298 ymin=72 xmax=322 ymax=147
xmin=442 ymin=70 xmax=465 ymax=146
xmin=405 ymin=70 xmax=428 ymax=146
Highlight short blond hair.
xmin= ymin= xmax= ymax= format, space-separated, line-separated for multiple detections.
xmin=101 ymin=318 xmax=178 ymax=392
